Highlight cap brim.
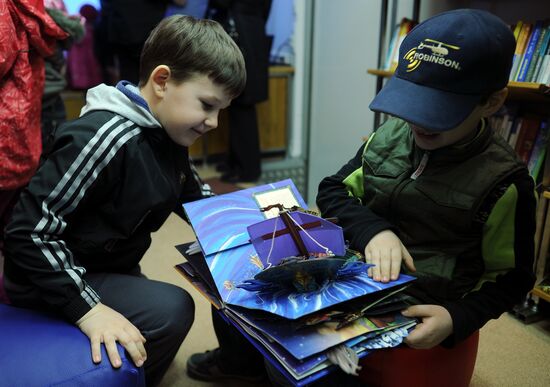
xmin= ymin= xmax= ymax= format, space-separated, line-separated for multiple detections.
xmin=369 ymin=75 xmax=482 ymax=132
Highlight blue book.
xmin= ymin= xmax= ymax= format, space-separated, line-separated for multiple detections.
xmin=526 ymin=23 xmax=549 ymax=82
xmin=518 ymin=21 xmax=543 ymax=82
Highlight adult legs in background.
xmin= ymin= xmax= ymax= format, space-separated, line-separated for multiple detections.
xmin=222 ymin=103 xmax=262 ymax=183
xmin=41 ymin=95 xmax=67 ymax=156
xmin=113 ymin=43 xmax=142 ymax=85
xmin=1 ymin=189 xmax=22 ymax=304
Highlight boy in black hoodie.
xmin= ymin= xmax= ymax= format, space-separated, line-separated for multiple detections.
xmin=3 ymin=15 xmax=245 ymax=387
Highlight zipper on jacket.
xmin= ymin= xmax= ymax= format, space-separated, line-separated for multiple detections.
xmin=388 ymin=151 xmax=430 ymax=222
xmin=410 ymin=151 xmax=430 ymax=180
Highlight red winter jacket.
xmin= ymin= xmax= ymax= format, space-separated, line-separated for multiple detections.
xmin=0 ymin=0 xmax=67 ymax=190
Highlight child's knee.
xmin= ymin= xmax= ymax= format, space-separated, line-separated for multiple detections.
xmin=172 ymin=288 xmax=195 ymax=334
xmin=153 ymin=285 xmax=195 ymax=340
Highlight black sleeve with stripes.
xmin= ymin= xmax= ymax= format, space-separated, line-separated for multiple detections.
xmin=4 ymin=115 xmax=140 ymax=322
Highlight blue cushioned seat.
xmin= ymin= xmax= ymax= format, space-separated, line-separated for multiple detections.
xmin=0 ymin=303 xmax=145 ymax=387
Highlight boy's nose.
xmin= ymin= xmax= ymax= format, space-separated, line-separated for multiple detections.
xmin=205 ymin=114 xmax=218 ymax=129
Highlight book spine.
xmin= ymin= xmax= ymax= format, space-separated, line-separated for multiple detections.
xmin=532 ymin=25 xmax=550 ymax=83
xmin=540 ymin=54 xmax=550 ymax=84
xmin=508 ymin=118 xmax=523 ymax=149
xmin=516 ymin=117 xmax=541 ymax=163
xmin=512 ymin=20 xmax=524 ymax=41
xmin=526 ymin=23 xmax=548 ymax=82
xmin=517 ymin=22 xmax=542 ymax=82
xmin=528 ymin=120 xmax=549 ymax=178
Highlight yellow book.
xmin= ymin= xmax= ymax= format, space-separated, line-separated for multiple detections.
xmin=513 ymin=20 xmax=524 ymax=41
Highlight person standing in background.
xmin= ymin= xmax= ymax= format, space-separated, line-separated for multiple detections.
xmin=166 ymin=0 xmax=208 ymax=18
xmin=96 ymin=0 xmax=187 ymax=84
xmin=208 ymin=0 xmax=272 ymax=183
xmin=42 ymin=0 xmax=85 ymax=155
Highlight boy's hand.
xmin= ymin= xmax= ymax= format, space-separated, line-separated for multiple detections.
xmin=364 ymin=230 xmax=415 ymax=282
xmin=76 ymin=303 xmax=147 ymax=368
xmin=402 ymin=305 xmax=453 ymax=349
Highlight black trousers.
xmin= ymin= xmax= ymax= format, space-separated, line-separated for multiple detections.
xmin=6 ymin=270 xmax=195 ymax=387
xmin=227 ymin=103 xmax=262 ymax=180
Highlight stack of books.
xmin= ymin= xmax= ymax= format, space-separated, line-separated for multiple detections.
xmin=176 ymin=179 xmax=417 ymax=385
xmin=509 ymin=20 xmax=550 ymax=84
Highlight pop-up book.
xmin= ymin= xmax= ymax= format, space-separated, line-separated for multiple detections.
xmin=176 ymin=179 xmax=417 ymax=385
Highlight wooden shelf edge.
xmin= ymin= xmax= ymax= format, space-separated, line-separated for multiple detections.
xmin=532 ymin=286 xmax=550 ymax=303
xmin=367 ymin=69 xmax=393 ymax=77
xmin=366 ymin=68 xmax=550 ymax=95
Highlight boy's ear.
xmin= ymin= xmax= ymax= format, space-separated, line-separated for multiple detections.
xmin=480 ymin=88 xmax=508 ymax=117
xmin=150 ymin=65 xmax=171 ymax=98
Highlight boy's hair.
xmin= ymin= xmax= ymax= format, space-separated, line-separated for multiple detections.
xmin=369 ymin=9 xmax=515 ymax=132
xmin=139 ymin=15 xmax=246 ymax=99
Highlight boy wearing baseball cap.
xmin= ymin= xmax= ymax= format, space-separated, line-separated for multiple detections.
xmin=186 ymin=8 xmax=537 ymax=386
xmin=318 ymin=8 xmax=536 ymax=353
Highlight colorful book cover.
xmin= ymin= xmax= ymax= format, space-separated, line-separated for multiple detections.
xmin=181 ymin=179 xmax=416 ymax=320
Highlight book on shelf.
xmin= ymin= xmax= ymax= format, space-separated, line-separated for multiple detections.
xmin=526 ymin=22 xmax=549 ymax=82
xmin=175 ymin=179 xmax=417 ymax=385
xmin=384 ymin=18 xmax=416 ymax=71
xmin=537 ymin=39 xmax=550 ymax=84
xmin=510 ymin=21 xmax=532 ymax=81
xmin=527 ymin=119 xmax=549 ymax=181
xmin=489 ymin=106 xmax=550 ymax=181
xmin=515 ymin=116 xmax=541 ymax=163
xmin=516 ymin=21 xmax=543 ymax=82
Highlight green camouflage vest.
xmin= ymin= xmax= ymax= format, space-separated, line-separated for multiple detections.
xmin=361 ymin=118 xmax=524 ymax=300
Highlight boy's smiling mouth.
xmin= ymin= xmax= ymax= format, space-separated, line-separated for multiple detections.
xmin=411 ymin=126 xmax=440 ymax=138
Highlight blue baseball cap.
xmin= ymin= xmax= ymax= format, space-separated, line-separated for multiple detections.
xmin=369 ymin=9 xmax=515 ymax=132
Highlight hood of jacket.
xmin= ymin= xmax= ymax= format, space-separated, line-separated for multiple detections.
xmin=80 ymin=81 xmax=162 ymax=128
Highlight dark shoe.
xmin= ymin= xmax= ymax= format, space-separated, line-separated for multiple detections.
xmin=215 ymin=163 xmax=233 ymax=173
xmin=186 ymin=348 xmax=266 ymax=383
xmin=220 ymin=171 xmax=260 ymax=184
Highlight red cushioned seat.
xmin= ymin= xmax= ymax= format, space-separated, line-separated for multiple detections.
xmin=359 ymin=331 xmax=479 ymax=387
